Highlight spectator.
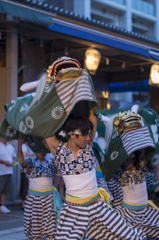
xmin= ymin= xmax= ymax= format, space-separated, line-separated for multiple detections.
xmin=0 ymin=135 xmax=16 ymax=213
xmin=20 ymin=143 xmax=36 ymax=210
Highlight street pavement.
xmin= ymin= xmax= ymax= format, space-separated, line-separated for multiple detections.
xmin=0 ymin=203 xmax=28 ymax=240
xmin=0 ymin=202 xmax=46 ymax=240
xmin=0 ymin=227 xmax=27 ymax=240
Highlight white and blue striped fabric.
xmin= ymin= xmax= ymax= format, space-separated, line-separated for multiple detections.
xmin=121 ymin=126 xmax=155 ymax=156
xmin=24 ymin=193 xmax=56 ymax=239
xmin=56 ymin=200 xmax=146 ymax=240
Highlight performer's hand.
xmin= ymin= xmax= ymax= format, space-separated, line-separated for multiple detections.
xmin=18 ymin=138 xmax=25 ymax=146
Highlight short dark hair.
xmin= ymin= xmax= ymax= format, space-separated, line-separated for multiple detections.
xmin=63 ymin=114 xmax=93 ymax=136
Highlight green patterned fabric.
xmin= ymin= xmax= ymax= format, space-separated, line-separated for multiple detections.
xmin=105 ymin=122 xmax=156 ymax=181
xmin=92 ymin=141 xmax=107 ymax=178
xmin=138 ymin=108 xmax=159 ymax=168
xmin=0 ymin=70 xmax=98 ymax=153
xmin=96 ymin=108 xmax=158 ymax=181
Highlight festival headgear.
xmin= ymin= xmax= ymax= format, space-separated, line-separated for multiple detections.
xmin=20 ymin=56 xmax=83 ymax=92
xmin=59 ymin=129 xmax=91 ymax=137
xmin=113 ymin=110 xmax=143 ymax=134
xmin=46 ymin=56 xmax=83 ymax=82
xmin=112 ymin=104 xmax=143 ymax=134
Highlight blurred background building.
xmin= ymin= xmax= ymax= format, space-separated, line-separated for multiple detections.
xmin=47 ymin=0 xmax=158 ymax=39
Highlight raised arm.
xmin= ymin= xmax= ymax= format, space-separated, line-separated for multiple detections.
xmin=88 ymin=104 xmax=97 ymax=148
xmin=45 ymin=135 xmax=59 ymax=156
xmin=18 ymin=139 xmax=28 ymax=167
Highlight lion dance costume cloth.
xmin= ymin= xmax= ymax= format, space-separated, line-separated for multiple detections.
xmin=0 ymin=57 xmax=98 ymax=152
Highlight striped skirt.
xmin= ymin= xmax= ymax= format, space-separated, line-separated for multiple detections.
xmin=55 ymin=199 xmax=145 ymax=240
xmin=115 ymin=205 xmax=159 ymax=239
xmin=107 ymin=178 xmax=123 ymax=207
xmin=24 ymin=193 xmax=56 ymax=239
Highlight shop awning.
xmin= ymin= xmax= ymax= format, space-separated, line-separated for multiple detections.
xmin=49 ymin=18 xmax=159 ymax=61
xmin=109 ymin=80 xmax=150 ymax=92
xmin=0 ymin=0 xmax=53 ymax=26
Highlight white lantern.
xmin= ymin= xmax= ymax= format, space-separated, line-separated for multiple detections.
xmin=84 ymin=48 xmax=101 ymax=75
xmin=150 ymin=63 xmax=159 ymax=84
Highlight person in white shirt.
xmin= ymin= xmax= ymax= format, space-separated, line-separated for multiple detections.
xmin=0 ymin=135 xmax=16 ymax=213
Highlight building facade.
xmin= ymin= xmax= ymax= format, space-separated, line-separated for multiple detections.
xmin=44 ymin=0 xmax=159 ymax=41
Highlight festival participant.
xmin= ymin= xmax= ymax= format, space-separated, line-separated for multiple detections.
xmin=45 ymin=112 xmax=146 ymax=240
xmin=101 ymin=105 xmax=159 ymax=239
xmin=97 ymin=106 xmax=159 ymax=209
xmin=113 ymin=151 xmax=159 ymax=239
xmin=18 ymin=139 xmax=60 ymax=240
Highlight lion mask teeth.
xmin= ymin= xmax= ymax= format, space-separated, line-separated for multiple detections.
xmin=46 ymin=57 xmax=82 ymax=83
xmin=113 ymin=110 xmax=143 ymax=133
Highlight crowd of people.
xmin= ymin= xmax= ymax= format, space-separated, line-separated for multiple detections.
xmin=0 ymin=56 xmax=159 ymax=240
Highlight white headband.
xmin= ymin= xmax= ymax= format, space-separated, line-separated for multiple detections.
xmin=59 ymin=129 xmax=91 ymax=137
